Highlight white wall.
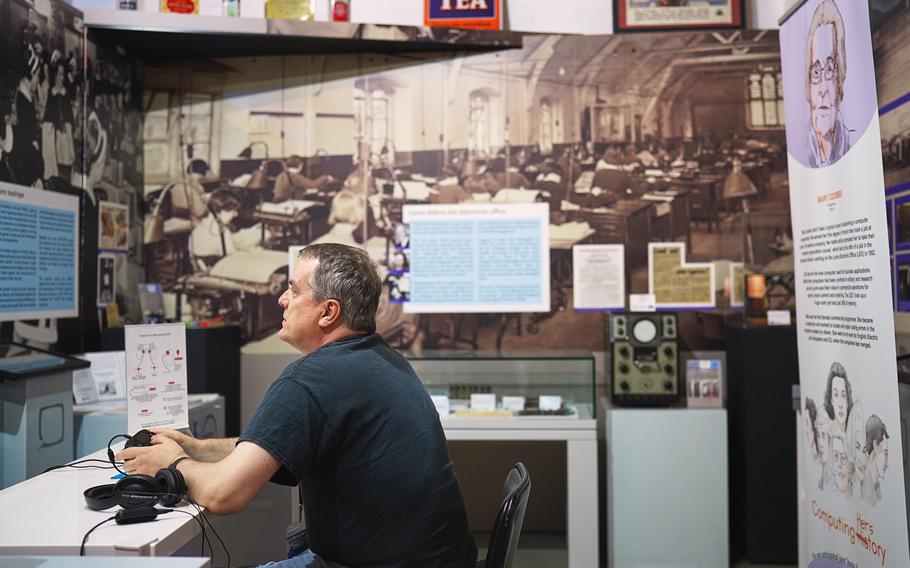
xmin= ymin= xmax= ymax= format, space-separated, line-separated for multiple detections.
xmin=748 ymin=0 xmax=790 ymax=30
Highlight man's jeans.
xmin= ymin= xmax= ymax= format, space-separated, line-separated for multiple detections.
xmin=259 ymin=550 xmax=347 ymax=568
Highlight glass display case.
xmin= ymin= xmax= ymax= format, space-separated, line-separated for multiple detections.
xmin=404 ymin=350 xmax=596 ymax=420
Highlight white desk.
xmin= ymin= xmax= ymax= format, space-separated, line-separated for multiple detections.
xmin=0 ymin=557 xmax=209 ymax=567
xmin=0 ymin=446 xmax=203 ymax=557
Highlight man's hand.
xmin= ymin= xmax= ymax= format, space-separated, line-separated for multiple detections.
xmin=116 ymin=434 xmax=188 ymax=476
xmin=142 ymin=429 xmax=240 ymax=463
xmin=149 ymin=428 xmax=200 ymax=458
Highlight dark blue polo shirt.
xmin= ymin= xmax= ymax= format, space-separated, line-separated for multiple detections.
xmin=240 ymin=333 xmax=477 ymax=568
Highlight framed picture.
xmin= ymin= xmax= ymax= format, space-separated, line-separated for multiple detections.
xmin=895 ymin=193 xmax=910 ymax=252
xmin=897 ymin=254 xmax=910 ymax=312
xmin=615 ymin=0 xmax=745 ymax=32
xmin=97 ymin=254 xmax=117 ymax=307
xmin=98 ymin=201 xmax=130 ymax=253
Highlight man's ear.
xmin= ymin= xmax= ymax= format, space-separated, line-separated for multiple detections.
xmin=318 ymin=299 xmax=342 ymax=328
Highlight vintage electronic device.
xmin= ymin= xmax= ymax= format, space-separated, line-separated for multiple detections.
xmin=608 ymin=312 xmax=679 ymax=406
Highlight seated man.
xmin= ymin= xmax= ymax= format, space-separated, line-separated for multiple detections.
xmin=118 ymin=244 xmax=476 ymax=567
xmin=273 ymin=155 xmax=334 ymax=202
xmin=189 ymin=189 xmax=263 ymax=264
xmin=310 ymin=189 xmax=363 ymax=246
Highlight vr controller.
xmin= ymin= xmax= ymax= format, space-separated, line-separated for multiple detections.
xmin=125 ymin=429 xmax=154 ymax=449
xmin=88 ymin=429 xmax=186 ymax=511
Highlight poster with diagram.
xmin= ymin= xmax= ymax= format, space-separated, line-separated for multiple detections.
xmin=124 ymin=323 xmax=189 ymax=433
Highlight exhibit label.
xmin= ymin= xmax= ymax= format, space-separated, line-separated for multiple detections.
xmin=780 ymin=1 xmax=910 ymax=566
xmin=572 ymin=244 xmax=625 ymax=311
xmin=647 ymin=242 xmax=716 ymax=309
xmin=0 ymin=182 xmax=79 ymax=321
xmin=402 ymin=203 xmax=550 ymax=314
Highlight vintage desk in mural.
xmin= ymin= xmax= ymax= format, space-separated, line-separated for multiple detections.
xmin=565 ymin=199 xmax=653 ymax=269
xmin=642 ymin=188 xmax=691 ymax=248
xmin=179 ymin=249 xmax=288 ymax=341
xmin=669 ymin=176 xmax=722 ymax=232
xmin=253 ymin=199 xmax=327 ymax=249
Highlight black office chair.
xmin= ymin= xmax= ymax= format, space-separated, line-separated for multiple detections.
xmin=478 ymin=463 xmax=531 ymax=568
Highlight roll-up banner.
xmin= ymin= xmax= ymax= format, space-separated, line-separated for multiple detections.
xmin=780 ymin=1 xmax=910 ymax=567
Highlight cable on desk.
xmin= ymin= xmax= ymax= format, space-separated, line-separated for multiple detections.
xmin=80 ymin=516 xmax=116 ymax=556
xmin=137 ymin=490 xmax=231 ymax=568
xmin=188 ymin=496 xmax=231 ymax=568
xmin=107 ymin=434 xmax=132 ymax=475
xmin=43 ymin=458 xmax=122 ymax=474
xmin=168 ymin=508 xmax=209 ymax=560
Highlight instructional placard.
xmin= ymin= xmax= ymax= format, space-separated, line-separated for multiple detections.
xmin=0 ymin=182 xmax=79 ymax=321
xmin=572 ymin=244 xmax=625 ymax=310
xmin=124 ymin=323 xmax=189 ymax=433
xmin=403 ymin=203 xmax=550 ymax=313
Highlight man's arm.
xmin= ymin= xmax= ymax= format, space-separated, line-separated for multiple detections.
xmin=151 ymin=428 xmax=239 ymax=463
xmin=177 ymin=441 xmax=281 ymax=515
xmin=117 ymin=436 xmax=282 ymax=516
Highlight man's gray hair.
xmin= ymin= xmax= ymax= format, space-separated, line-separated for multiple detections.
xmin=298 ymin=243 xmax=382 ymax=333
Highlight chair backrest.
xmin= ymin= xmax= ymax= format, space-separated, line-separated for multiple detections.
xmin=483 ymin=463 xmax=531 ymax=568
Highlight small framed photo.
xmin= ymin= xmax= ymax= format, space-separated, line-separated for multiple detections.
xmin=615 ymin=0 xmax=744 ymax=33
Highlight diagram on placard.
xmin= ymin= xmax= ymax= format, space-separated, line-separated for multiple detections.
xmin=133 ymin=343 xmax=158 ymax=379
xmin=161 ymin=346 xmax=184 ymax=373
xmin=132 ymin=342 xmax=183 ymax=380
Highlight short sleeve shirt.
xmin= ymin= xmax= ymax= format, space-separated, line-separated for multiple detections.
xmin=239 ymin=334 xmax=477 ymax=568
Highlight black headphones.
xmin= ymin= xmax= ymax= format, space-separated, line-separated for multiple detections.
xmin=84 ymin=464 xmax=187 ymax=511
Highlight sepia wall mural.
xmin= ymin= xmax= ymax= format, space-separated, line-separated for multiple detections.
xmin=0 ymin=0 xmax=143 ymax=352
xmin=140 ymin=30 xmax=791 ymax=352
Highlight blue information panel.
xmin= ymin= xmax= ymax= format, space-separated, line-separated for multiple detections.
xmin=0 ymin=182 xmax=79 ymax=321
xmin=402 ymin=203 xmax=549 ymax=313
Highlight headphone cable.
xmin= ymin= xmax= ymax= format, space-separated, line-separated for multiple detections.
xmin=80 ymin=516 xmax=116 ymax=556
xmin=167 ymin=508 xmax=209 ymax=560
xmin=132 ymin=490 xmax=229 ymax=568
xmin=43 ymin=458 xmax=122 ymax=474
xmin=186 ymin=496 xmax=231 ymax=568
xmin=107 ymin=434 xmax=132 ymax=475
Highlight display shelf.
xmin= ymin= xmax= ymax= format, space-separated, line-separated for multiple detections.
xmin=82 ymin=9 xmax=522 ymax=60
xmin=407 ymin=349 xmax=597 ymax=420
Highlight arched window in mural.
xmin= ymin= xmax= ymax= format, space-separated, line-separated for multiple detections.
xmin=143 ymin=90 xmax=213 ymax=184
xmin=354 ymin=80 xmax=395 ymax=161
xmin=540 ymin=98 xmax=553 ymax=155
xmin=469 ymin=90 xmax=490 ymax=156
xmin=748 ymin=68 xmax=784 ymax=129
xmin=539 ymin=97 xmax=564 ymax=155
